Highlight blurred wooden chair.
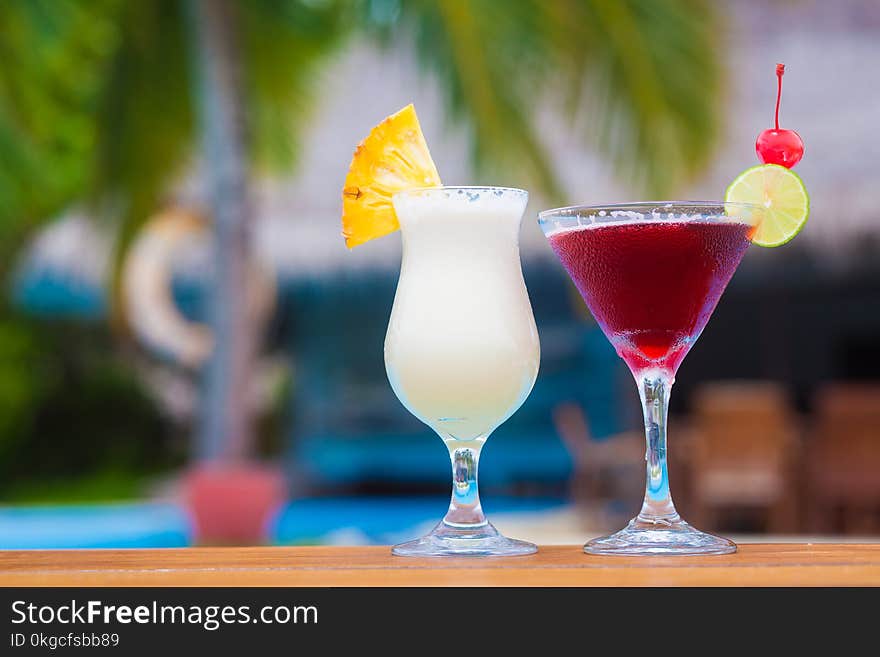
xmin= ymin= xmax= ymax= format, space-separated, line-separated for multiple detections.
xmin=552 ymin=402 xmax=644 ymax=529
xmin=688 ymin=381 xmax=799 ymax=533
xmin=806 ymin=384 xmax=880 ymax=534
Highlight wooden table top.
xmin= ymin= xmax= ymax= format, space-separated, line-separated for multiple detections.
xmin=0 ymin=543 xmax=880 ymax=586
xmin=1 ymin=544 xmax=878 ymax=586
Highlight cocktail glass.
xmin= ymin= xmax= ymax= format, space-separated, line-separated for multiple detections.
xmin=539 ymin=202 xmax=761 ymax=555
xmin=386 ymin=186 xmax=540 ymax=557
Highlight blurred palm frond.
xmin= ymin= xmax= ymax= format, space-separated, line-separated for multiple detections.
xmin=91 ymin=0 xmax=195 ymax=297
xmin=241 ymin=0 xmax=350 ymax=172
xmin=0 ymin=0 xmax=118 ymax=266
xmin=364 ymin=0 xmax=722 ymax=200
xmin=0 ymin=0 xmax=722 ymax=262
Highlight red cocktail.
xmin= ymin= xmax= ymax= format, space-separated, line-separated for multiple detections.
xmin=549 ymin=219 xmax=752 ymax=375
xmin=539 ymin=202 xmax=760 ymax=555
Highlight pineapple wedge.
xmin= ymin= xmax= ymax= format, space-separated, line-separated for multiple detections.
xmin=341 ymin=104 xmax=441 ymax=248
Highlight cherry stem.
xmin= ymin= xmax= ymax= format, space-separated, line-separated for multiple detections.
xmin=774 ymin=63 xmax=785 ymax=131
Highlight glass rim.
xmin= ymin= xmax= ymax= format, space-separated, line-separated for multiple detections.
xmin=393 ymin=185 xmax=528 ymax=200
xmin=538 ymin=200 xmax=763 ymax=222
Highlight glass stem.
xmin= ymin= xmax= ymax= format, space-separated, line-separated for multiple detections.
xmin=636 ymin=372 xmax=680 ymax=525
xmin=442 ymin=440 xmax=488 ymax=528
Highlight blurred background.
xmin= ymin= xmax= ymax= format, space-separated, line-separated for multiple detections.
xmin=0 ymin=0 xmax=878 ymax=549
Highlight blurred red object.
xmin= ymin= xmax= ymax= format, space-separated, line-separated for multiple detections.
xmin=184 ymin=462 xmax=286 ymax=545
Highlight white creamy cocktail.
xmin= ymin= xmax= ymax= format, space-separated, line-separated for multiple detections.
xmin=340 ymin=105 xmax=541 ymax=556
xmin=385 ymin=186 xmax=540 ymax=556
xmin=386 ymin=187 xmax=539 ymax=442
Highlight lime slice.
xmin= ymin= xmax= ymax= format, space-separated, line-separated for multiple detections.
xmin=725 ymin=163 xmax=810 ymax=247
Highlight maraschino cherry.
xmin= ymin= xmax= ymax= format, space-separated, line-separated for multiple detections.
xmin=755 ymin=63 xmax=804 ymax=168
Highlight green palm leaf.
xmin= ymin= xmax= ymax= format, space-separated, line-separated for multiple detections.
xmin=90 ymin=0 xmax=195 ymax=306
xmin=240 ymin=0 xmax=349 ymax=172
xmin=0 ymin=0 xmax=116 ymax=267
xmin=364 ymin=0 xmax=722 ymax=200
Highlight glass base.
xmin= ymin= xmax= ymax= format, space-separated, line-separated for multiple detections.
xmin=392 ymin=520 xmax=537 ymax=557
xmin=585 ymin=515 xmax=736 ymax=556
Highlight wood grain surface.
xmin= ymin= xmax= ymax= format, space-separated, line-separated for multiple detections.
xmin=1 ymin=544 xmax=878 ymax=587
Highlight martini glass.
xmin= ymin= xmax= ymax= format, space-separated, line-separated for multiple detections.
xmin=386 ymin=187 xmax=540 ymax=556
xmin=539 ymin=202 xmax=760 ymax=555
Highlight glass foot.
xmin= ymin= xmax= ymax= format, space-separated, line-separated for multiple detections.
xmin=392 ymin=521 xmax=537 ymax=557
xmin=585 ymin=516 xmax=736 ymax=556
